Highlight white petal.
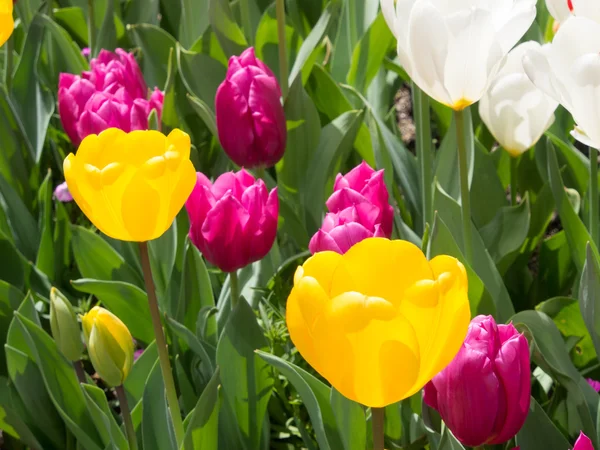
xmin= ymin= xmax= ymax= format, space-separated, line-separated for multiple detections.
xmin=571 ymin=126 xmax=600 ymax=149
xmin=494 ymin=0 xmax=537 ymax=53
xmin=573 ymin=0 xmax=600 ymax=23
xmin=497 ymin=41 xmax=541 ymax=77
xmin=380 ymin=0 xmax=397 ymax=38
xmin=523 ymin=46 xmax=565 ymax=105
xmin=550 ymin=17 xmax=600 ymax=82
xmin=545 ymin=0 xmax=572 ymax=21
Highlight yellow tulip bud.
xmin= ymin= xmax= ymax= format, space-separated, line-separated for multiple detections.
xmin=63 ymin=128 xmax=196 ymax=242
xmin=81 ymin=306 xmax=134 ymax=387
xmin=50 ymin=287 xmax=84 ymax=361
xmin=286 ymin=237 xmax=470 ymax=408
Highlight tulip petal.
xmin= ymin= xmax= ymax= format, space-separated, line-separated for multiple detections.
xmin=573 ymin=432 xmax=594 ymax=450
xmin=120 ymin=172 xmax=161 ymax=241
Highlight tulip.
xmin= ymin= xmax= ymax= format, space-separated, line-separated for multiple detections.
xmin=186 ymin=169 xmax=278 ymax=272
xmin=63 ymin=128 xmax=196 ymax=241
xmin=524 ymin=17 xmax=600 ymax=149
xmin=287 ymin=237 xmax=470 ymax=407
xmin=479 ymin=42 xmax=558 ymax=158
xmin=380 ymin=0 xmax=536 ymax=110
xmin=0 ymin=0 xmax=13 ymax=47
xmin=54 ymin=181 xmax=74 ymax=202
xmin=573 ymin=432 xmax=594 ymax=450
xmin=587 ymin=378 xmax=600 ymax=392
xmin=215 ymin=47 xmax=286 ymax=168
xmin=424 ymin=315 xmax=531 ymax=447
xmin=50 ymin=288 xmax=83 ymax=362
xmin=546 ymin=0 xmax=600 ymax=24
xmin=82 ymin=306 xmax=134 ymax=387
xmin=87 ymin=49 xmax=148 ymax=100
xmin=58 ymin=73 xmax=97 ymax=145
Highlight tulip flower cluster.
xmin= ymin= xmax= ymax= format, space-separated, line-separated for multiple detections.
xmin=58 ymin=49 xmax=164 ymax=147
xmin=309 ymin=162 xmax=394 ymax=254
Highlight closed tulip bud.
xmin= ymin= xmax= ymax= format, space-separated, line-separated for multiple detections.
xmin=424 ymin=315 xmax=531 ymax=447
xmin=0 ymin=0 xmax=13 ymax=47
xmin=479 ymin=42 xmax=558 ymax=157
xmin=82 ymin=306 xmax=134 ymax=387
xmin=186 ymin=169 xmax=278 ymax=272
xmin=309 ymin=204 xmax=387 ymax=254
xmin=215 ymin=47 xmax=287 ymax=168
xmin=288 ymin=238 xmax=470 ymax=407
xmin=573 ymin=432 xmax=594 ymax=450
xmin=50 ymin=288 xmax=83 ymax=361
xmin=63 ymin=128 xmax=196 ymax=241
xmin=327 ymin=162 xmax=393 ymax=237
xmin=524 ymin=17 xmax=600 ymax=149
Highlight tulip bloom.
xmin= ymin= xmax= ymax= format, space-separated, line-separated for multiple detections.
xmin=215 ymin=48 xmax=286 ymax=168
xmin=524 ymin=17 xmax=600 ymax=149
xmin=479 ymin=42 xmax=558 ymax=157
xmin=63 ymin=128 xmax=196 ymax=241
xmin=381 ymin=0 xmax=536 ymax=110
xmin=186 ymin=169 xmax=278 ymax=272
xmin=88 ymin=49 xmax=148 ymax=100
xmin=287 ymin=238 xmax=470 ymax=407
xmin=50 ymin=287 xmax=83 ymax=362
xmin=573 ymin=432 xmax=594 ymax=450
xmin=424 ymin=315 xmax=531 ymax=447
xmin=0 ymin=0 xmax=13 ymax=47
xmin=82 ymin=306 xmax=134 ymax=387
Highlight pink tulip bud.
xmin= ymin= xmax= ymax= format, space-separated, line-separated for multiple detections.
xmin=327 ymin=161 xmax=394 ymax=237
xmin=424 ymin=315 xmax=531 ymax=447
xmin=573 ymin=432 xmax=594 ymax=450
xmin=215 ymin=48 xmax=286 ymax=169
xmin=186 ymin=169 xmax=279 ymax=272
xmin=54 ymin=182 xmax=73 ymax=202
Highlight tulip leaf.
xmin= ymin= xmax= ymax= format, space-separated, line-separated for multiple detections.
xmin=330 ymin=389 xmax=366 ymax=450
xmin=0 ymin=230 xmax=26 ymax=293
xmin=94 ymin=0 xmax=117 ymax=55
xmin=178 ymin=0 xmax=209 ymax=48
xmin=216 ymin=298 xmax=273 ymax=450
xmin=148 ymin=220 xmax=177 ymax=309
xmin=208 ymin=0 xmax=248 ymax=57
xmin=177 ymin=45 xmax=226 ymax=109
xmin=580 ymin=244 xmax=600 ymax=360
xmin=187 ymin=95 xmax=218 ymax=139
xmin=71 ymin=279 xmax=153 ymax=344
xmin=0 ymin=377 xmax=44 ymax=450
xmin=71 ymin=225 xmax=144 ymax=288
xmin=124 ymin=341 xmax=158 ymax=406
xmin=167 ymin=316 xmax=215 ymax=374
xmin=142 ymin=360 xmax=177 ymax=450
xmin=128 ymin=24 xmax=178 ymax=89
xmin=516 ymin=398 xmax=571 ymax=450
xmin=81 ymin=384 xmax=128 ymax=450
xmin=181 ymin=367 xmax=221 ymax=450
xmin=0 ymin=281 xmax=24 ymax=375
xmin=256 ymin=351 xmax=344 ymax=450
xmin=545 ymin=132 xmax=589 ymax=194
xmin=124 ymin=0 xmax=160 ymax=25
xmin=35 ymin=172 xmax=55 ymax=281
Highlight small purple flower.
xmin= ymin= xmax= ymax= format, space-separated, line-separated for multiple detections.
xmin=134 ymin=348 xmax=144 ymax=361
xmin=586 ymin=378 xmax=600 ymax=393
xmin=54 ymin=182 xmax=73 ymax=202
xmin=81 ymin=47 xmax=91 ymax=58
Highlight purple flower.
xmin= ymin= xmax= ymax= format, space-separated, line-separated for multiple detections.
xmin=587 ymin=378 xmax=600 ymax=393
xmin=54 ymin=182 xmax=73 ymax=202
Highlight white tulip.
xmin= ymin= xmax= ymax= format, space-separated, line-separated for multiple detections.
xmin=545 ymin=0 xmax=600 ymax=24
xmin=479 ymin=42 xmax=558 ymax=157
xmin=523 ymin=17 xmax=600 ymax=149
xmin=381 ymin=0 xmax=537 ymax=110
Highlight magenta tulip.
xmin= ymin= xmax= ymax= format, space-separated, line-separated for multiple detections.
xmin=424 ymin=315 xmax=531 ymax=447
xmin=574 ymin=432 xmax=594 ymax=450
xmin=57 ymin=73 xmax=96 ymax=145
xmin=186 ymin=169 xmax=278 ymax=272
xmin=87 ymin=49 xmax=148 ymax=100
xmin=215 ymin=47 xmax=286 ymax=168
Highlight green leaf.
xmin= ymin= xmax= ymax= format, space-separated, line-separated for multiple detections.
xmin=148 ymin=220 xmax=177 ymax=308
xmin=580 ymin=245 xmax=600 ymax=360
xmin=256 ymin=351 xmax=343 ymax=450
xmin=167 ymin=317 xmax=215 ymax=374
xmin=182 ymin=367 xmax=221 ymax=450
xmin=330 ymin=389 xmax=366 ymax=450
xmin=128 ymin=24 xmax=178 ymax=89
xmin=208 ymin=0 xmax=248 ymax=57
xmin=71 ymin=225 xmax=144 ymax=288
xmin=516 ymin=398 xmax=571 ymax=450
xmin=124 ymin=341 xmax=157 ymax=406
xmin=71 ymin=279 xmax=153 ymax=344
xmin=0 ymin=377 xmax=44 ymax=450
xmin=0 ymin=281 xmax=24 ymax=375
xmin=94 ymin=0 xmax=117 ymax=54
xmin=124 ymin=0 xmax=160 ymax=25
xmin=0 ymin=230 xmax=26 ymax=291
xmin=177 ymin=45 xmax=226 ymax=110
xmin=142 ymin=360 xmax=177 ymax=450
xmin=54 ymin=7 xmax=89 ymax=44
xmin=35 ymin=171 xmax=55 ymax=280
xmin=216 ymin=298 xmax=273 ymax=450
xmin=179 ymin=0 xmax=209 ymax=48
xmin=81 ymin=384 xmax=128 ymax=450
xmin=187 ymin=95 xmax=218 ymax=139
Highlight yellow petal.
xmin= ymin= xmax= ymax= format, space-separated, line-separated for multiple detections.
xmin=167 ymin=129 xmax=191 ymax=160
xmin=121 ymin=172 xmax=162 ymax=241
xmin=295 ymin=251 xmax=343 ymax=294
xmin=0 ymin=1 xmax=14 ymax=48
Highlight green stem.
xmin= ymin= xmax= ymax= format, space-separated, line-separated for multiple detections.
xmin=255 ymin=166 xmax=265 ymax=181
xmin=371 ymin=407 xmax=385 ymax=450
xmin=139 ymin=242 xmax=186 ymax=448
xmin=88 ymin=0 xmax=96 ymax=56
xmin=510 ymin=155 xmax=518 ymax=206
xmin=240 ymin=0 xmax=253 ymax=46
xmin=73 ymin=360 xmax=86 ymax=384
xmin=4 ymin=36 xmax=13 ymax=91
xmin=454 ymin=108 xmax=473 ymax=264
xmin=413 ymin=83 xmax=433 ymax=230
xmin=588 ymin=146 xmax=599 ymax=244
xmin=116 ymin=385 xmax=138 ymax=450
xmin=275 ymin=0 xmax=288 ymax=98
xmin=230 ymin=270 xmax=239 ymax=310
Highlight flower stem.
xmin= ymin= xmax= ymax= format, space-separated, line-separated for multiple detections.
xmin=116 ymin=385 xmax=138 ymax=450
xmin=87 ymin=0 xmax=96 ymax=56
xmin=275 ymin=0 xmax=288 ymax=98
xmin=240 ymin=0 xmax=253 ymax=46
xmin=510 ymin=155 xmax=518 ymax=206
xmin=454 ymin=108 xmax=473 ymax=264
xmin=413 ymin=83 xmax=433 ymax=230
xmin=590 ymin=146 xmax=599 ymax=245
xmin=371 ymin=407 xmax=385 ymax=450
xmin=73 ymin=360 xmax=86 ymax=384
xmin=139 ymin=242 xmax=185 ymax=448
xmin=230 ymin=270 xmax=239 ymax=310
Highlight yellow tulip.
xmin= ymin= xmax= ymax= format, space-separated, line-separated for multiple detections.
xmin=82 ymin=306 xmax=134 ymax=387
xmin=286 ymin=237 xmax=470 ymax=407
xmin=63 ymin=128 xmax=196 ymax=241
xmin=0 ymin=0 xmax=13 ymax=48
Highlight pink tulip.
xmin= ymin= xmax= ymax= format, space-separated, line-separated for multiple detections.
xmin=424 ymin=315 xmax=531 ymax=447
xmin=54 ymin=182 xmax=73 ymax=202
xmin=215 ymin=48 xmax=286 ymax=168
xmin=87 ymin=49 xmax=148 ymax=100
xmin=58 ymin=73 xmax=96 ymax=146
xmin=308 ymin=203 xmax=387 ymax=254
xmin=186 ymin=169 xmax=279 ymax=272
xmin=574 ymin=432 xmax=594 ymax=450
